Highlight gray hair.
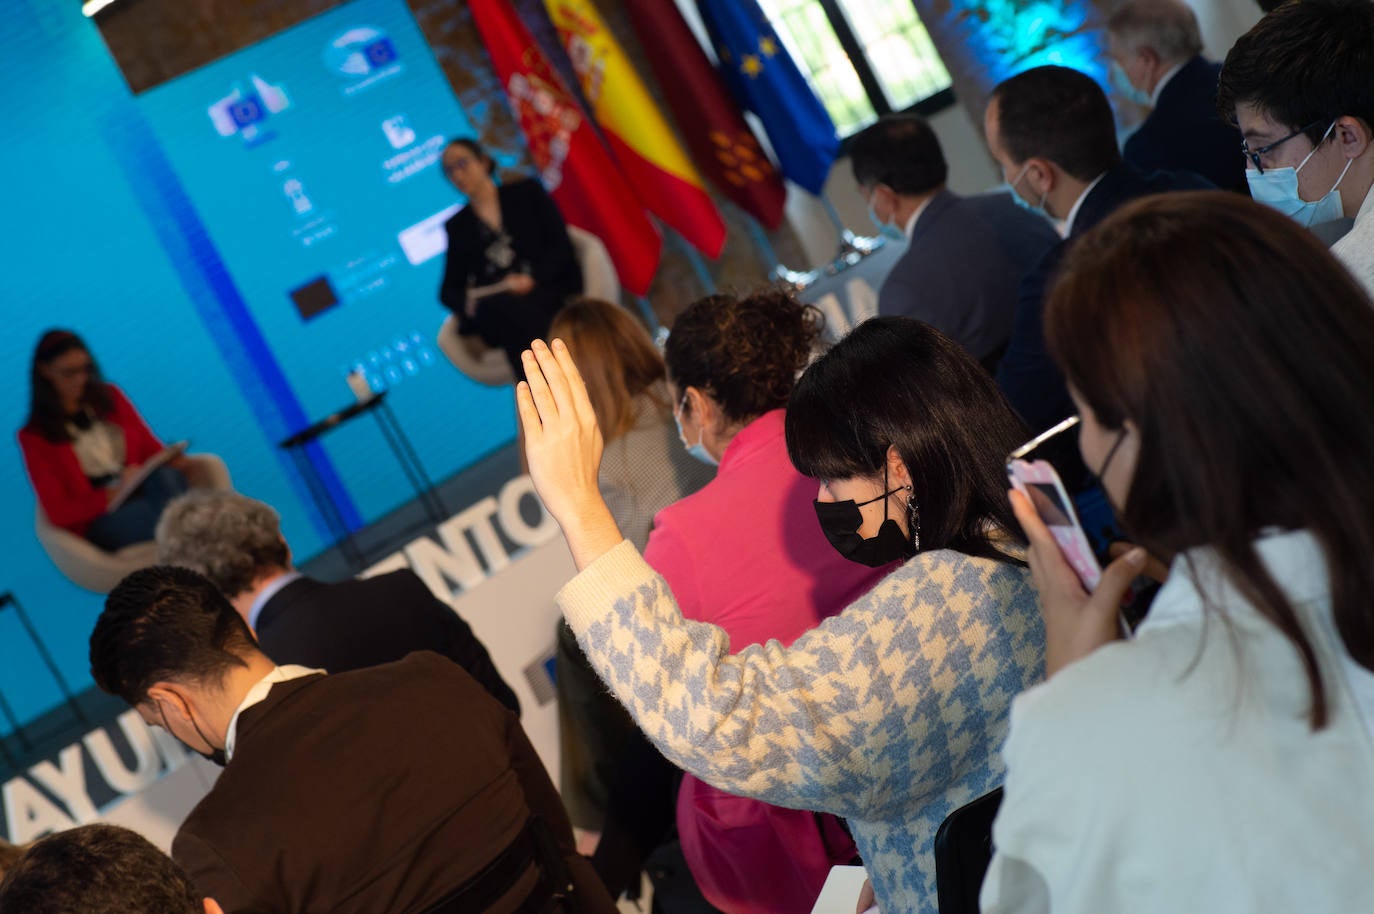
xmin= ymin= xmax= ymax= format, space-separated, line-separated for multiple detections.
xmin=1107 ymin=0 xmax=1204 ymax=63
xmin=155 ymin=491 xmax=290 ymax=598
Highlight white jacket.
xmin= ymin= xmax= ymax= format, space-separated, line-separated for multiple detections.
xmin=982 ymin=529 xmax=1374 ymax=914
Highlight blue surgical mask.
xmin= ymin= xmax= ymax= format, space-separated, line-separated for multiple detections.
xmin=674 ymin=396 xmax=718 ymax=467
xmin=866 ymin=197 xmax=906 ymax=242
xmin=1247 ymin=122 xmax=1352 ymax=228
xmin=1007 ymin=163 xmax=1052 ymax=221
xmin=1109 ymin=61 xmax=1151 ymax=107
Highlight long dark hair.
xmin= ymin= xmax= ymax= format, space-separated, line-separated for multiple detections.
xmin=25 ymin=329 xmax=113 ymax=443
xmin=785 ymin=317 xmax=1029 ymax=563
xmin=1046 ymin=190 xmax=1374 ymax=729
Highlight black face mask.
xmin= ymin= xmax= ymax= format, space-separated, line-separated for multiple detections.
xmin=814 ymin=481 xmax=915 ymax=568
xmin=159 ymin=702 xmax=227 ymax=768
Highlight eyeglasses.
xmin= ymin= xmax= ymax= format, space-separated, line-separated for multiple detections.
xmin=53 ymin=363 xmax=95 ymax=380
xmin=1241 ymin=120 xmax=1324 ymax=174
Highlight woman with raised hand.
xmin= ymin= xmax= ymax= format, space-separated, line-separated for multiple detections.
xmin=544 ymin=299 xmax=712 ymax=856
xmin=517 ymin=316 xmax=1045 ymax=913
xmin=982 ymin=191 xmax=1374 ymax=913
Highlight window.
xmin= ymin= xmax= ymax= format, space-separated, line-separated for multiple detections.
xmin=757 ymin=0 xmax=953 ymax=136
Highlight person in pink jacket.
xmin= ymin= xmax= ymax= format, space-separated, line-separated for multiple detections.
xmin=647 ymin=290 xmax=891 ymax=914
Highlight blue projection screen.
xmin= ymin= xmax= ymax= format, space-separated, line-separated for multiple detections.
xmin=136 ymin=0 xmax=514 ymax=529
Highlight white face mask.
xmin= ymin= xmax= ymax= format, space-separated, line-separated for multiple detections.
xmin=1246 ymin=122 xmax=1353 ymax=228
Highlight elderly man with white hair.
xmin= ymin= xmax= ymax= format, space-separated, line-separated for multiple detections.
xmin=155 ymin=490 xmax=520 ymax=713
xmin=1106 ymin=0 xmax=1246 ymax=192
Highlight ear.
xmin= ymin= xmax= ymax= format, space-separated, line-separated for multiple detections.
xmin=1336 ymin=115 xmax=1371 ymax=161
xmin=683 ymin=386 xmax=714 ymax=426
xmin=145 ymin=683 xmax=192 ymax=723
xmin=1025 ymin=158 xmax=1055 ymax=197
xmin=204 ymin=898 xmax=225 ymax=914
xmin=885 ymin=444 xmax=912 ymax=489
xmin=1138 ymin=46 xmax=1161 ymax=70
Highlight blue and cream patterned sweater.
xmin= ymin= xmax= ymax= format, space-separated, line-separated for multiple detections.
xmin=558 ymin=539 xmax=1044 ymax=914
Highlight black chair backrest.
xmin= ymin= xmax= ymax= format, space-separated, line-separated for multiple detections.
xmin=933 ymin=787 xmax=1004 ymax=914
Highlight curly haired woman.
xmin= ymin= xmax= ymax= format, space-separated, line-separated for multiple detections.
xmin=642 ymin=290 xmax=893 ymax=914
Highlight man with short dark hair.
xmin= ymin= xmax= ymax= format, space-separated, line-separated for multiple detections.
xmin=156 ymin=490 xmax=519 ymax=714
xmin=850 ymin=113 xmax=1058 ymax=370
xmin=0 ymin=824 xmax=219 ymax=914
xmin=1107 ymin=0 xmax=1246 ymax=191
xmin=985 ymin=66 xmax=1210 ymax=446
xmin=89 ymin=566 xmax=614 ymax=914
xmin=1218 ymin=0 xmax=1374 ymax=292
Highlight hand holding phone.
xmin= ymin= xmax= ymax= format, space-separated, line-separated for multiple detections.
xmin=1006 ymin=457 xmax=1102 ymax=591
xmin=1006 ymin=416 xmax=1144 ymax=673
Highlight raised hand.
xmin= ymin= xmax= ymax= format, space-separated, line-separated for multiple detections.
xmin=516 ymin=339 xmax=624 ymax=568
xmin=1009 ymin=488 xmax=1144 ymax=676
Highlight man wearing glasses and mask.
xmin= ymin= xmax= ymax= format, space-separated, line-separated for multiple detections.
xmin=1219 ymin=0 xmax=1374 ymax=286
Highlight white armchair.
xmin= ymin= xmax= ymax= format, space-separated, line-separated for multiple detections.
xmin=438 ymin=225 xmax=623 ymax=388
xmin=35 ymin=453 xmax=232 ymax=593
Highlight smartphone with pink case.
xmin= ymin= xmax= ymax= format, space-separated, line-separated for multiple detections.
xmin=1007 ymin=458 xmax=1103 ymax=591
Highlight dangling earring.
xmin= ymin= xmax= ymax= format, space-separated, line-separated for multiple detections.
xmin=905 ymin=484 xmax=920 ymax=552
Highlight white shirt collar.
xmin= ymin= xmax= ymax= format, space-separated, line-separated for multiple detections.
xmin=1356 ymin=183 xmax=1374 ymax=224
xmin=902 ymin=194 xmax=934 ymax=240
xmin=223 ymin=664 xmax=323 ymax=762
xmin=1063 ymin=172 xmax=1107 ymax=237
xmin=247 ymin=570 xmax=303 ymax=631
xmin=1150 ymin=60 xmax=1187 ymax=106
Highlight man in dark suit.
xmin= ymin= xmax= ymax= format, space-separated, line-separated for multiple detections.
xmin=984 ymin=66 xmax=1210 ymax=498
xmin=851 ymin=113 xmax=1059 ymax=372
xmin=1107 ymin=0 xmax=1246 ymax=193
xmin=156 ymin=490 xmax=519 ymax=714
xmin=89 ymin=567 xmax=614 ymax=914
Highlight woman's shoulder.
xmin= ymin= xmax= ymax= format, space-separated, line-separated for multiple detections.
xmin=894 ymin=546 xmax=1032 ymax=589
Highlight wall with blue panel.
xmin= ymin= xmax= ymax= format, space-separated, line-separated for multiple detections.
xmin=1 ymin=0 xmax=514 ymax=730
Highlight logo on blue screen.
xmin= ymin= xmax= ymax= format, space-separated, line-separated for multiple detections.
xmin=324 ymin=26 xmax=403 ymax=93
xmin=208 ymin=74 xmax=290 ymax=143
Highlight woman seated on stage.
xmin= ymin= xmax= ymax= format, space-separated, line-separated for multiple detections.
xmin=982 ymin=192 xmax=1374 ymax=913
xmin=515 ymin=317 xmax=1046 ymax=913
xmin=19 ymin=330 xmax=188 ymax=551
xmin=438 ymin=138 xmax=583 ymax=380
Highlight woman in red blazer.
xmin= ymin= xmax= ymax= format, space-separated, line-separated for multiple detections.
xmin=19 ymin=330 xmax=187 ymax=550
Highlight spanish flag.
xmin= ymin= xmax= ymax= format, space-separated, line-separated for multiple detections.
xmin=469 ymin=0 xmax=661 ymax=295
xmin=623 ymin=0 xmax=787 ymax=230
xmin=544 ymin=0 xmax=728 ymax=258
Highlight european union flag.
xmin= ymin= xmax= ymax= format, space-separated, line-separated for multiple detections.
xmin=694 ymin=0 xmax=838 ymax=195
xmin=364 ymin=38 xmax=398 ymax=69
xmin=228 ymin=94 xmax=266 ymax=128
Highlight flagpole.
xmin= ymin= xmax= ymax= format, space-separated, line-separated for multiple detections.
xmin=668 ymin=227 xmax=718 ymax=296
xmin=633 ymin=296 xmax=663 ymax=337
xmin=818 ymin=190 xmax=883 ymax=257
xmin=742 ymin=217 xmax=781 ymax=271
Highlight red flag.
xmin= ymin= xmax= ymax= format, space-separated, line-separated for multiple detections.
xmin=623 ymin=0 xmax=787 ymax=230
xmin=469 ymin=0 xmax=661 ymax=295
